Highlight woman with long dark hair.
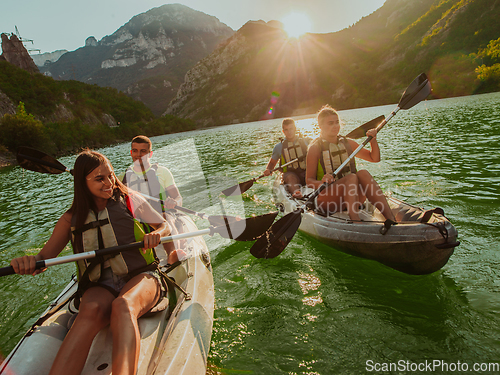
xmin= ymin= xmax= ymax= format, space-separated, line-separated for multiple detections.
xmin=10 ymin=149 xmax=174 ymax=375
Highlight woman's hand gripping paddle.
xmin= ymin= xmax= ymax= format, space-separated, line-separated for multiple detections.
xmin=0 ymin=220 xmax=274 ymax=277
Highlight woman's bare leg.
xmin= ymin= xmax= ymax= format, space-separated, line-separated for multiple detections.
xmin=356 ymin=170 xmax=396 ymax=221
xmin=316 ymin=174 xmax=361 ymax=221
xmin=49 ymin=287 xmax=115 ymax=375
xmin=340 ymin=173 xmax=361 ymax=221
xmin=110 ymin=274 xmax=160 ymax=375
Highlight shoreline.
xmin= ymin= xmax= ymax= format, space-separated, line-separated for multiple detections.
xmin=0 ymin=153 xmax=16 ymax=168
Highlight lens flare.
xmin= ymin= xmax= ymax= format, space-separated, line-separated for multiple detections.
xmin=263 ymin=91 xmax=280 ymax=119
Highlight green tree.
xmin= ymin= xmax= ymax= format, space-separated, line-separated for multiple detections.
xmin=474 ymin=38 xmax=500 ymax=91
xmin=0 ymin=102 xmax=49 ymax=152
xmin=477 ymin=38 xmax=500 ymax=64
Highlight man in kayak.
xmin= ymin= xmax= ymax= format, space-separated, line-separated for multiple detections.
xmin=10 ymin=150 xmax=176 ymax=375
xmin=306 ymin=105 xmax=397 ymax=223
xmin=263 ymin=118 xmax=309 ymax=198
xmin=120 ymin=135 xmax=185 ymax=256
xmin=120 ymin=135 xmax=182 ymax=214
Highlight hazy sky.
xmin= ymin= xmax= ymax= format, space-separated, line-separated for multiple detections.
xmin=1 ymin=0 xmax=386 ymax=54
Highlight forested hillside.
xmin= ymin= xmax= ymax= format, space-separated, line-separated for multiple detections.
xmin=0 ymin=61 xmax=196 ymax=160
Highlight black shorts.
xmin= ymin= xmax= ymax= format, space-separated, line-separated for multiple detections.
xmin=282 ymin=170 xmax=306 ymax=186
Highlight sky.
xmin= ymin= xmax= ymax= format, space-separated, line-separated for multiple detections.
xmin=0 ymin=0 xmax=386 ymax=54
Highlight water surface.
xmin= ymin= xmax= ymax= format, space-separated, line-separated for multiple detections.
xmin=1 ymin=93 xmax=499 ymax=374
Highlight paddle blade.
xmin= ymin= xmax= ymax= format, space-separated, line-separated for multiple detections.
xmin=17 ymin=147 xmax=67 ymax=174
xmin=250 ymin=210 xmax=302 ymax=259
xmin=221 ymin=179 xmax=255 ymax=196
xmin=211 ymin=211 xmax=278 ymax=241
xmin=399 ymin=73 xmax=431 ymax=110
xmin=346 ymin=115 xmax=385 ymax=139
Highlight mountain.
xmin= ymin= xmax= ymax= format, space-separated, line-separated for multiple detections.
xmin=40 ymin=4 xmax=234 ymax=116
xmin=31 ymin=50 xmax=68 ymax=67
xmin=164 ymin=0 xmax=500 ymax=126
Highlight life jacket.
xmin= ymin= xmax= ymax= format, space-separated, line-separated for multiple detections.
xmin=315 ymin=136 xmax=357 ymax=181
xmin=122 ymin=163 xmax=169 ymax=214
xmin=70 ymin=196 xmax=156 ymax=283
xmin=280 ymin=138 xmax=307 ymax=172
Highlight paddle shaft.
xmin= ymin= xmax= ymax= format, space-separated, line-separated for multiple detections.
xmin=0 ymin=229 xmax=212 ymax=277
xmin=221 ymin=158 xmax=300 ymax=196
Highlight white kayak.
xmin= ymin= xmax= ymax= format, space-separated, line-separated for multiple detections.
xmin=0 ymin=213 xmax=214 ymax=375
xmin=273 ymin=176 xmax=459 ymax=275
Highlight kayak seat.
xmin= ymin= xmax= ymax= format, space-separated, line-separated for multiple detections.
xmin=395 ymin=206 xmax=445 ymax=223
xmin=419 ymin=207 xmax=445 ymax=223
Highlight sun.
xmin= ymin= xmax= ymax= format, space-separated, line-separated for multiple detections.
xmin=281 ymin=12 xmax=312 ymax=39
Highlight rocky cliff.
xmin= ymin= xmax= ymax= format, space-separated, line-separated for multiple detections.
xmin=0 ymin=33 xmax=37 ymax=120
xmin=40 ymin=4 xmax=234 ymax=116
xmin=0 ymin=34 xmax=39 ymax=73
xmin=0 ymin=87 xmax=16 ymax=118
xmin=31 ymin=50 xmax=68 ymax=67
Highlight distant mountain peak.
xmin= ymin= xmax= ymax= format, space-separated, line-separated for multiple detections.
xmin=100 ymin=3 xmax=232 ymax=46
xmin=39 ymin=4 xmax=234 ymax=116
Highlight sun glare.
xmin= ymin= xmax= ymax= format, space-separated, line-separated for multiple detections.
xmin=281 ymin=12 xmax=312 ymax=39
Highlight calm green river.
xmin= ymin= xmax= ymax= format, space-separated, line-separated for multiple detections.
xmin=1 ymin=92 xmax=499 ymax=374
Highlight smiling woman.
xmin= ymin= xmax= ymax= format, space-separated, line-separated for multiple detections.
xmin=281 ymin=12 xmax=312 ymax=38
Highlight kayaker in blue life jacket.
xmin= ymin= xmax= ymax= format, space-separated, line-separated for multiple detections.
xmin=10 ymin=150 xmax=181 ymax=375
xmin=263 ymin=118 xmax=309 ymax=198
xmin=306 ymin=105 xmax=397 ymax=223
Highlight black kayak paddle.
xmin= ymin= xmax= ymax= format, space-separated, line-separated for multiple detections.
xmin=345 ymin=115 xmax=385 ymax=139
